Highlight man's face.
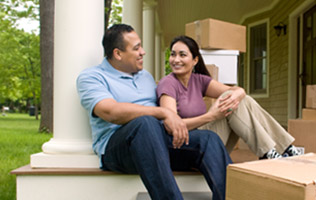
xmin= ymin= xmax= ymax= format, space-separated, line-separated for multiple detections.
xmin=120 ymin=31 xmax=146 ymax=74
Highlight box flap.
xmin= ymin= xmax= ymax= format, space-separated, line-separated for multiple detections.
xmin=229 ymin=153 xmax=316 ymax=186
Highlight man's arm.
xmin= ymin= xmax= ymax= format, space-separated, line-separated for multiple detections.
xmin=94 ymin=98 xmax=166 ymax=124
xmin=94 ymin=98 xmax=189 ymax=148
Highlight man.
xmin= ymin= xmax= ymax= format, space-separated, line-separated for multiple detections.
xmin=77 ymin=24 xmax=232 ymax=200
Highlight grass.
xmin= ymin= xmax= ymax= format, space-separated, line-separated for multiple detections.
xmin=0 ymin=113 xmax=52 ymax=200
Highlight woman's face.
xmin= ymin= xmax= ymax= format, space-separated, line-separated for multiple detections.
xmin=169 ymin=41 xmax=198 ymax=76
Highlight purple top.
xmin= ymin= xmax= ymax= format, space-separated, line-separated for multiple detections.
xmin=156 ymin=73 xmax=212 ymax=118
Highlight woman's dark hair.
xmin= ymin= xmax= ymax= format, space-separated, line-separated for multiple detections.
xmin=169 ymin=35 xmax=210 ymax=76
xmin=102 ymin=24 xmax=134 ymax=59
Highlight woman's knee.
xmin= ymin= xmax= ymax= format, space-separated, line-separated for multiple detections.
xmin=242 ymin=95 xmax=257 ymax=105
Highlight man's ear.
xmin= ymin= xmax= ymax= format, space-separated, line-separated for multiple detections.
xmin=113 ymin=48 xmax=122 ymax=60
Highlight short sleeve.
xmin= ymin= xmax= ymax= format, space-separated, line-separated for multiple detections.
xmin=198 ymin=74 xmax=212 ymax=96
xmin=156 ymin=75 xmax=178 ymax=102
xmin=76 ymin=69 xmax=113 ymax=117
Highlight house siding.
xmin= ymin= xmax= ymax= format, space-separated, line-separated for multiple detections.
xmin=242 ymin=0 xmax=307 ymax=126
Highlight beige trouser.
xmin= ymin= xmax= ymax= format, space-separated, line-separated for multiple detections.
xmin=199 ymin=94 xmax=294 ymax=157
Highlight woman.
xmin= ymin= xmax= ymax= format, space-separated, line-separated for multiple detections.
xmin=157 ymin=35 xmax=301 ymax=159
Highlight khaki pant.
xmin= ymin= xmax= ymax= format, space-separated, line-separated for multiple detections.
xmin=199 ymin=94 xmax=294 ymax=157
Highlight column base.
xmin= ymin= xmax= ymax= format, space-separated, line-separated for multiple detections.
xmin=42 ymin=138 xmax=95 ymax=154
xmin=31 ymin=152 xmax=99 ymax=168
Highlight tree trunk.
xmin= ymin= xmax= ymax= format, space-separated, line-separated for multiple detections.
xmin=39 ymin=0 xmax=54 ymax=133
xmin=104 ymin=0 xmax=112 ymax=30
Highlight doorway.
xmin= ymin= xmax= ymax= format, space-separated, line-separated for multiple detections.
xmin=301 ymin=5 xmax=316 ymax=108
xmin=288 ymin=1 xmax=316 ymax=119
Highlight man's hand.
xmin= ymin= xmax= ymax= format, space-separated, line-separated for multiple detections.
xmin=162 ymin=108 xmax=189 ymax=149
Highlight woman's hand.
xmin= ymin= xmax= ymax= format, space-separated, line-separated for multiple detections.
xmin=206 ymin=87 xmax=246 ymax=119
xmin=217 ymin=88 xmax=245 ymax=115
xmin=206 ymin=98 xmax=228 ymax=120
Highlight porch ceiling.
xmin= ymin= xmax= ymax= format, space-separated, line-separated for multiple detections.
xmin=156 ymin=0 xmax=279 ymax=47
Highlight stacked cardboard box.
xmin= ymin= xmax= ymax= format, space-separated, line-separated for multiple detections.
xmin=306 ymin=85 xmax=316 ymax=109
xmin=288 ymin=84 xmax=316 ymax=154
xmin=185 ymin=18 xmax=246 ymax=52
xmin=203 ymin=64 xmax=218 ymax=110
xmin=201 ymin=50 xmax=239 ymax=84
xmin=185 ymin=18 xmax=246 ymax=85
xmin=226 ymin=153 xmax=316 ymax=200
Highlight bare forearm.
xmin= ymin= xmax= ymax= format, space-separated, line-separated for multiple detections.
xmin=94 ymin=100 xmax=168 ymax=125
xmin=106 ymin=104 xmax=167 ymax=124
xmin=183 ymin=113 xmax=217 ymax=130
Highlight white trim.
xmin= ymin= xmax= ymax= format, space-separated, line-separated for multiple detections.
xmin=288 ymin=0 xmax=315 ymax=119
xmin=239 ymin=0 xmax=280 ymax=24
xmin=15 ymin=173 xmax=209 ymax=200
xmin=247 ymin=18 xmax=270 ymax=98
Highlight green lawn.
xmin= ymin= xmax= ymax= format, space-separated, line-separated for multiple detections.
xmin=0 ymin=113 xmax=52 ymax=200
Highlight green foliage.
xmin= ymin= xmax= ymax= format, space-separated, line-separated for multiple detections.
xmin=165 ymin=47 xmax=172 ymax=75
xmin=109 ymin=0 xmax=123 ymax=26
xmin=0 ymin=0 xmax=40 ymax=109
xmin=0 ymin=0 xmax=39 ymax=27
xmin=0 ymin=113 xmax=52 ymax=200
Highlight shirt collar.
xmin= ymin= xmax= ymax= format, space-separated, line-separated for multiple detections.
xmin=101 ymin=58 xmax=143 ymax=79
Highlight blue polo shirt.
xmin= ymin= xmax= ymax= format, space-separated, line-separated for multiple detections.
xmin=76 ymin=58 xmax=157 ymax=162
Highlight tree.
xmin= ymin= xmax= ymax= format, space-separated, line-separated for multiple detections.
xmin=108 ymin=0 xmax=122 ymax=27
xmin=39 ymin=0 xmax=54 ymax=132
xmin=105 ymin=0 xmax=123 ymax=29
xmin=0 ymin=0 xmax=40 ymax=118
xmin=104 ymin=0 xmax=112 ymax=30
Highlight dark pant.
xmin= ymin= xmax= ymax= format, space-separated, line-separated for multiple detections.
xmin=101 ymin=116 xmax=232 ymax=200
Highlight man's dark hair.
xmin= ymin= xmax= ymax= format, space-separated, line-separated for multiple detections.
xmin=102 ymin=24 xmax=134 ymax=59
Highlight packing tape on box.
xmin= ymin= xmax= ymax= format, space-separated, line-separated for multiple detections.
xmin=194 ymin=20 xmax=201 ymax=47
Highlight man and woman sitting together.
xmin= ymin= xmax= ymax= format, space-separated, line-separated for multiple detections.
xmin=77 ymin=24 xmax=301 ymax=200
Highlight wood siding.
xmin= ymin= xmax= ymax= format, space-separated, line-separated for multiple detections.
xmin=242 ymin=0 xmax=308 ymax=126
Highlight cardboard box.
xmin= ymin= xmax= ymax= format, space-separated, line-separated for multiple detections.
xmin=302 ymin=108 xmax=316 ymax=120
xmin=226 ymin=153 xmax=316 ymax=200
xmin=306 ymin=85 xmax=316 ymax=109
xmin=288 ymin=119 xmax=316 ymax=153
xmin=185 ymin=18 xmax=246 ymax=52
xmin=203 ymin=97 xmax=216 ymax=110
xmin=205 ymin=64 xmax=218 ymax=81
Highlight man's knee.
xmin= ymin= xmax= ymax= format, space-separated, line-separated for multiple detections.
xmin=196 ymin=130 xmax=225 ymax=148
xmin=127 ymin=115 xmax=164 ymax=138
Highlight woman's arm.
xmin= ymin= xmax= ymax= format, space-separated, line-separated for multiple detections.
xmin=159 ymin=94 xmax=223 ymax=130
xmin=159 ymin=79 xmax=246 ymax=131
xmin=205 ymin=80 xmax=246 ymax=113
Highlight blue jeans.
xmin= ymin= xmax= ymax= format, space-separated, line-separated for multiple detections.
xmin=101 ymin=116 xmax=232 ymax=200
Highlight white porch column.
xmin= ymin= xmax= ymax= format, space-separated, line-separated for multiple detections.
xmin=122 ymin=0 xmax=143 ymax=39
xmin=160 ymin=48 xmax=166 ymax=79
xmin=155 ymin=32 xmax=162 ymax=80
xmin=31 ymin=0 xmax=103 ymax=168
xmin=143 ymin=0 xmax=156 ymax=76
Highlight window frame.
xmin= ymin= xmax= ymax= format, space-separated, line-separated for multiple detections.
xmin=247 ymin=18 xmax=270 ymax=98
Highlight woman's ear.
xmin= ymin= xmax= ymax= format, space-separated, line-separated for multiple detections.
xmin=193 ymin=56 xmax=199 ymax=66
xmin=113 ymin=48 xmax=122 ymax=60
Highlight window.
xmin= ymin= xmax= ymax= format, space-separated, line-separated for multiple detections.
xmin=249 ymin=21 xmax=268 ymax=95
xmin=238 ymin=53 xmax=245 ymax=88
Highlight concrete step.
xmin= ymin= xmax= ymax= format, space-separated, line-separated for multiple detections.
xmin=137 ymin=192 xmax=212 ymax=200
